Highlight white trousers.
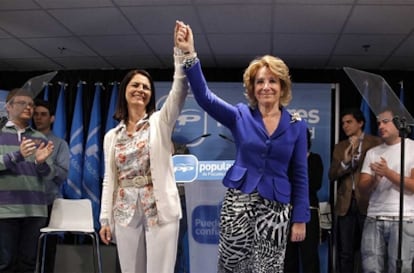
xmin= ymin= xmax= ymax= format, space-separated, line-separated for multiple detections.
xmin=114 ymin=209 xmax=179 ymax=273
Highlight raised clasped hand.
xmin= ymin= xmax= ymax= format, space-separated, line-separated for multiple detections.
xmin=175 ymin=20 xmax=194 ymax=53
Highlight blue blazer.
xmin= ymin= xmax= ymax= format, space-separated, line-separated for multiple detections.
xmin=185 ymin=61 xmax=310 ymax=223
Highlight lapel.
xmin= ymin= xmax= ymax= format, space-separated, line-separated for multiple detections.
xmin=361 ymin=134 xmax=373 ymax=153
xmin=252 ymin=107 xmax=292 ymax=139
xmin=271 ymin=108 xmax=291 ymax=139
xmin=253 ymin=107 xmax=293 ymax=138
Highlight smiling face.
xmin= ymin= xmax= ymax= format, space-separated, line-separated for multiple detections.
xmin=253 ymin=66 xmax=282 ymax=108
xmin=243 ymin=55 xmax=291 ymax=108
xmin=125 ymin=73 xmax=152 ymax=110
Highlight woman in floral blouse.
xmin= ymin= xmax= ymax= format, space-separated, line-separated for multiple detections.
xmin=99 ymin=23 xmax=190 ymax=273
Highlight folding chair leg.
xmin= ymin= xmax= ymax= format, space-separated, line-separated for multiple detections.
xmin=35 ymin=234 xmax=42 ymax=273
xmin=87 ymin=233 xmax=102 ymax=273
xmin=95 ymin=233 xmax=103 ymax=273
xmin=35 ymin=233 xmax=48 ymax=273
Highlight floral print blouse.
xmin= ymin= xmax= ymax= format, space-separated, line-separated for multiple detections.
xmin=113 ymin=117 xmax=158 ymax=229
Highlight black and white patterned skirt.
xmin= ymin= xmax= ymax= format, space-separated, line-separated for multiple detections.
xmin=217 ymin=188 xmax=291 ymax=273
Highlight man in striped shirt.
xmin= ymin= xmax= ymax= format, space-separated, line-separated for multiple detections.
xmin=0 ymin=88 xmax=55 ymax=273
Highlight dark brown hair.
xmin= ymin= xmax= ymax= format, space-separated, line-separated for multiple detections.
xmin=113 ymin=69 xmax=156 ymax=122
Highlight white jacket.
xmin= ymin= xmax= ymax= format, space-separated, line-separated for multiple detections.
xmin=99 ymin=55 xmax=189 ymax=237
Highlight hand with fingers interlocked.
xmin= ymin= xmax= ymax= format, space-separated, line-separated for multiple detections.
xmin=174 ymin=20 xmax=194 ymax=54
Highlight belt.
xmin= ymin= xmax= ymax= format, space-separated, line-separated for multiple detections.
xmin=120 ymin=176 xmax=152 ymax=188
xmin=374 ymin=215 xmax=414 ymax=222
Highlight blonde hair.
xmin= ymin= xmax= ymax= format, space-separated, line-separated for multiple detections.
xmin=243 ymin=55 xmax=292 ymax=108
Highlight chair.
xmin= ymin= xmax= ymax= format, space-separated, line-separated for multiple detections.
xmin=35 ymin=198 xmax=102 ymax=273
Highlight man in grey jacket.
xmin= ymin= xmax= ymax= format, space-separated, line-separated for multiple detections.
xmin=33 ymin=99 xmax=69 ymax=273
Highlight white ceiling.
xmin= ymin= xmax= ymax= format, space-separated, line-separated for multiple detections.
xmin=1 ymin=0 xmax=414 ymax=71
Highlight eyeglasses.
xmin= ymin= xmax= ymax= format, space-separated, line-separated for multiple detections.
xmin=12 ymin=101 xmax=35 ymax=108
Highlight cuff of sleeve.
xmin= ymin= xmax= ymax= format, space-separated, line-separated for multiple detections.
xmin=174 ymin=47 xmax=185 ymax=56
xmin=174 ymin=47 xmax=185 ymax=64
xmin=174 ymin=47 xmax=197 ymax=66
xmin=35 ymin=161 xmax=51 ymax=176
xmin=100 ymin=218 xmax=109 ymax=226
xmin=10 ymin=151 xmax=24 ymax=163
xmin=173 ymin=57 xmax=185 ymax=78
xmin=184 ymin=55 xmax=198 ymax=69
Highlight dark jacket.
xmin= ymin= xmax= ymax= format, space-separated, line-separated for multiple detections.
xmin=328 ymin=134 xmax=382 ymax=216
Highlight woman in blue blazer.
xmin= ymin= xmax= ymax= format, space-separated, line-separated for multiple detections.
xmin=175 ymin=21 xmax=310 ymax=273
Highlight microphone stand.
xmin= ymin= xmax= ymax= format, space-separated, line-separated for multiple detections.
xmin=392 ymin=116 xmax=412 ymax=273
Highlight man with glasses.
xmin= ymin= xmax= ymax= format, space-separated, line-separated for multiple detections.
xmin=0 ymin=88 xmax=55 ymax=273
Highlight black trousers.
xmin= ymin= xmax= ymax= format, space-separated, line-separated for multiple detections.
xmin=337 ymin=198 xmax=365 ymax=273
xmin=0 ymin=217 xmax=47 ymax=273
